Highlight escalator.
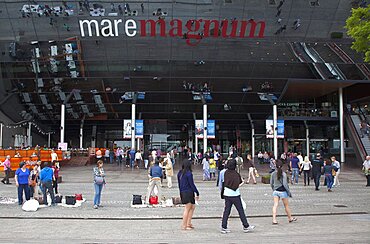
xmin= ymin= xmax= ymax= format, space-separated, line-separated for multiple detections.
xmin=344 ymin=109 xmax=369 ymax=162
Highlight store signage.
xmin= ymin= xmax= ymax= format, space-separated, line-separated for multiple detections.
xmin=266 ymin=120 xmax=284 ymax=139
xmin=123 ymin=119 xmax=144 ymax=139
xmin=79 ymin=18 xmax=265 ymax=46
xmin=195 ymin=120 xmax=216 ymax=139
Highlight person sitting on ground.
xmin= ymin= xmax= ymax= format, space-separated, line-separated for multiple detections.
xmin=146 ymin=159 xmax=162 ymax=204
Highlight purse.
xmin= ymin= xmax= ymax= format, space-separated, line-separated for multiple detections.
xmin=94 ymin=176 xmax=104 ymax=185
xmin=132 ymin=195 xmax=142 ymax=205
xmin=75 ymin=194 xmax=83 ymax=201
xmin=149 ymin=195 xmax=158 ymax=205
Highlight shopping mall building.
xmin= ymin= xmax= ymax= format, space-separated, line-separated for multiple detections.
xmin=0 ymin=0 xmax=369 ymax=164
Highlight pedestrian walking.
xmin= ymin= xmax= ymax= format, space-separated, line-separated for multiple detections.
xmin=331 ymin=156 xmax=341 ymax=187
xmin=49 ymin=17 xmax=54 ymax=26
xmin=277 ymin=18 xmax=282 ymax=24
xmin=93 ymin=160 xmax=105 ymax=209
xmin=1 ymin=155 xmax=11 ymax=184
xmin=164 ymin=153 xmax=173 ymax=188
xmin=220 ymin=159 xmax=255 ymax=234
xmin=178 ymin=159 xmax=199 ymax=230
xmin=118 ymin=5 xmax=123 ymax=15
xmin=141 ymin=3 xmax=144 ymax=13
xmin=270 ymin=160 xmax=297 ymax=225
xmin=293 ymin=19 xmax=301 ymax=30
xmin=245 ymin=154 xmax=257 ymax=184
xmin=300 ymin=156 xmax=312 ymax=186
xmin=276 ymin=9 xmax=281 ymax=17
xmin=322 ymin=159 xmax=336 ymax=192
xmin=312 ymin=153 xmax=324 ymax=190
xmin=110 ymin=2 xmax=115 ymax=12
xmin=63 ymin=23 xmax=70 ymax=31
xmin=290 ymin=153 xmax=300 ymax=184
xmin=202 ymin=156 xmax=210 ymax=181
xmin=362 ymin=156 xmax=370 ymax=186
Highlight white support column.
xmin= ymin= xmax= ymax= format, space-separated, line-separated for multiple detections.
xmin=131 ymin=103 xmax=136 ymax=150
xmin=273 ymin=104 xmax=278 ymax=159
xmin=0 ymin=123 xmax=3 ymax=148
xmin=339 ymin=87 xmax=345 ymax=163
xmin=203 ymin=104 xmax=207 ymax=154
xmin=27 ymin=122 xmax=32 ymax=147
xmin=195 ymin=135 xmax=198 ymax=156
xmin=47 ymin=132 xmax=51 ymax=148
xmin=137 ymin=138 xmax=140 ymax=150
xmin=252 ymin=128 xmax=255 ymax=159
xmin=306 ymin=126 xmax=310 ymax=159
xmin=79 ymin=120 xmax=84 ymax=149
xmin=60 ymin=104 xmax=65 ymax=143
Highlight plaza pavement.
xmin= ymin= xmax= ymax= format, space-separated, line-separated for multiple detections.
xmin=0 ymin=162 xmax=369 ymax=243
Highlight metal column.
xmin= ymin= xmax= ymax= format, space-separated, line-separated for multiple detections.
xmin=60 ymin=104 xmax=65 ymax=143
xmin=79 ymin=120 xmax=84 ymax=149
xmin=339 ymin=87 xmax=345 ymax=163
xmin=0 ymin=123 xmax=3 ymax=148
xmin=47 ymin=132 xmax=51 ymax=148
xmin=252 ymin=128 xmax=255 ymax=159
xmin=27 ymin=122 xmax=32 ymax=147
xmin=203 ymin=104 xmax=207 ymax=154
xmin=273 ymin=104 xmax=278 ymax=159
xmin=131 ymin=103 xmax=136 ymax=150
xmin=306 ymin=127 xmax=310 ymax=158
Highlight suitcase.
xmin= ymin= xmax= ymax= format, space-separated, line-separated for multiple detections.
xmin=132 ymin=195 xmax=142 ymax=205
xmin=65 ymin=195 xmax=76 ymax=205
xmin=75 ymin=194 xmax=83 ymax=201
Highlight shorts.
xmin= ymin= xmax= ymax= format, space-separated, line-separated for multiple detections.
xmin=180 ymin=191 xmax=195 ymax=204
xmin=272 ymin=190 xmax=289 ymax=199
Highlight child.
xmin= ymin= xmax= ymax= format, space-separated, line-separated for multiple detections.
xmin=209 ymin=158 xmax=216 ymax=180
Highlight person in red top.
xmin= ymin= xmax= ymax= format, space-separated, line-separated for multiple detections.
xmin=1 ymin=155 xmax=11 ymax=184
xmin=52 ymin=162 xmax=60 ymax=194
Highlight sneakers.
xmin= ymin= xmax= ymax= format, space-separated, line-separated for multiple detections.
xmin=93 ymin=205 xmax=98 ymax=209
xmin=220 ymin=228 xmax=231 ymax=234
xmin=243 ymin=225 xmax=256 ymax=233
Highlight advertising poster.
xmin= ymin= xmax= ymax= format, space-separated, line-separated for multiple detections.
xmin=266 ymin=120 xmax=284 ymax=138
xmin=123 ymin=119 xmax=132 ymax=139
xmin=195 ymin=120 xmax=216 ymax=139
xmin=135 ymin=120 xmax=144 ymax=138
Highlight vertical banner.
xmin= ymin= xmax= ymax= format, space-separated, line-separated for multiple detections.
xmin=123 ymin=119 xmax=132 ymax=139
xmin=207 ymin=120 xmax=215 ymax=139
xmin=195 ymin=120 xmax=215 ymax=139
xmin=135 ymin=120 xmax=144 ymax=138
xmin=266 ymin=119 xmax=284 ymax=138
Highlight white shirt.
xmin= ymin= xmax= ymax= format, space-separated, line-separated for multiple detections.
xmin=301 ymin=161 xmax=312 ymax=171
xmin=202 ymin=158 xmax=209 ymax=170
xmin=297 ymin=155 xmax=303 ymax=164
xmin=105 ymin=149 xmax=110 ymax=157
xmin=51 ymin=152 xmax=58 ymax=162
xmin=135 ymin=152 xmax=142 ymax=160
xmin=363 ymin=160 xmax=370 ymax=170
xmin=214 ymin=152 xmax=220 ymax=161
xmin=332 ymin=160 xmax=340 ymax=170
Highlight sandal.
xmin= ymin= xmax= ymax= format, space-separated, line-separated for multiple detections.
xmin=289 ymin=217 xmax=297 ymax=223
xmin=181 ymin=227 xmax=193 ymax=230
xmin=272 ymin=222 xmax=278 ymax=225
xmin=187 ymin=224 xmax=195 ymax=229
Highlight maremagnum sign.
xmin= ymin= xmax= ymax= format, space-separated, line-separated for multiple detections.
xmin=79 ymin=18 xmax=266 ymax=46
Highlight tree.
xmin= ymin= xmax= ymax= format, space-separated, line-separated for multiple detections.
xmin=345 ymin=5 xmax=370 ymax=63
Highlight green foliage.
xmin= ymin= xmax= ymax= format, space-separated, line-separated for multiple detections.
xmin=345 ymin=5 xmax=370 ymax=63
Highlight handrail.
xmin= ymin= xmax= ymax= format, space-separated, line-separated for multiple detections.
xmin=344 ymin=109 xmax=366 ymax=160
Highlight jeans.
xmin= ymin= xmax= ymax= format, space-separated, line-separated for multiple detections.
xmin=221 ymin=196 xmax=250 ymax=229
xmin=130 ymin=158 xmax=135 ymax=168
xmin=303 ymin=170 xmax=310 ymax=185
xmin=291 ymin=168 xmax=299 ymax=183
xmin=313 ymin=171 xmax=321 ymax=190
xmin=94 ymin=183 xmax=103 ymax=206
xmin=18 ymin=184 xmax=30 ymax=205
xmin=325 ymin=174 xmax=333 ymax=189
xmin=42 ymin=181 xmax=55 ymax=205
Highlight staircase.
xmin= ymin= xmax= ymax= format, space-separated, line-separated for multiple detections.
xmin=350 ymin=114 xmax=370 ymax=156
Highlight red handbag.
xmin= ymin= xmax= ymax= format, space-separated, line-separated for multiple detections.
xmin=149 ymin=196 xmax=158 ymax=205
xmin=75 ymin=194 xmax=83 ymax=201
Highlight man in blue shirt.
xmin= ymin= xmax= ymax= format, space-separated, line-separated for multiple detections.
xmin=290 ymin=153 xmax=300 ymax=184
xmin=145 ymin=160 xmax=162 ymax=204
xmin=129 ymin=148 xmax=136 ymax=168
xmin=40 ymin=162 xmax=56 ymax=206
